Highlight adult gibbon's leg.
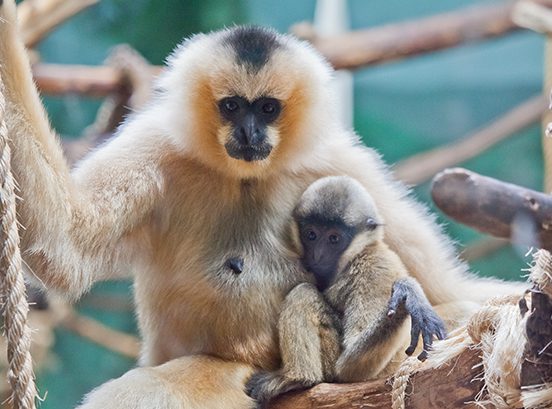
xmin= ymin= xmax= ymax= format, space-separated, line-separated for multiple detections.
xmin=78 ymin=356 xmax=256 ymax=409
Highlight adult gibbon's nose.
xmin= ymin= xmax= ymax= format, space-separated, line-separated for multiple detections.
xmin=236 ymin=115 xmax=263 ymax=145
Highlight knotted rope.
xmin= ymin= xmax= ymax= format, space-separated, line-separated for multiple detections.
xmin=391 ymin=250 xmax=552 ymax=409
xmin=0 ymin=76 xmax=37 ymax=408
xmin=390 ymin=357 xmax=422 ymax=409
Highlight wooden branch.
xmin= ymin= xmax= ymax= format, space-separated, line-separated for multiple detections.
xmin=395 ymin=95 xmax=547 ymax=186
xmin=310 ymin=0 xmax=552 ymax=70
xmin=269 ymin=348 xmax=483 ymax=409
xmin=32 ymin=1 xmax=552 ymax=98
xmin=60 ymin=310 xmax=140 ymax=359
xmin=18 ymin=0 xmax=99 ymax=48
xmin=32 ymin=63 xmax=162 ymax=98
xmin=33 ymin=64 xmax=125 ymax=97
xmin=431 ymin=168 xmax=552 ymax=251
xmin=460 ymin=237 xmax=508 ymax=262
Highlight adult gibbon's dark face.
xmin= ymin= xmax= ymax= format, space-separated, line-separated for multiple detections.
xmin=218 ymin=95 xmax=282 ymax=162
xmin=174 ymin=25 xmax=330 ymax=179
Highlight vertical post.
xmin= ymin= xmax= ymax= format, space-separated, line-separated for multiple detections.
xmin=511 ymin=1 xmax=552 ymax=191
xmin=314 ymin=0 xmax=354 ymax=129
xmin=543 ymin=38 xmax=552 ymax=191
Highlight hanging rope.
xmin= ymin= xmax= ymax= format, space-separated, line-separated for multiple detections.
xmin=0 ymin=77 xmax=37 ymax=408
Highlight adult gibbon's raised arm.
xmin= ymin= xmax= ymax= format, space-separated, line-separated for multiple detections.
xmin=0 ymin=0 xmax=162 ymax=297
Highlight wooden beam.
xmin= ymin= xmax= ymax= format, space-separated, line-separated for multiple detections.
xmin=460 ymin=237 xmax=508 ymax=262
xmin=18 ymin=0 xmax=99 ymax=48
xmin=33 ymin=64 xmax=126 ymax=97
xmin=32 ymin=63 xmax=162 ymax=97
xmin=269 ymin=348 xmax=483 ymax=409
xmin=311 ymin=0 xmax=552 ymax=70
xmin=33 ymin=1 xmax=552 ymax=98
xmin=431 ymin=168 xmax=552 ymax=251
xmin=395 ymin=95 xmax=547 ymax=186
xmin=60 ymin=310 xmax=140 ymax=359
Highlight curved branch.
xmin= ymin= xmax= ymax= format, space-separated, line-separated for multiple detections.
xmin=431 ymin=168 xmax=552 ymax=251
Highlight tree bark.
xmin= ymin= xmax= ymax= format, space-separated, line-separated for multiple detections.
xmin=310 ymin=0 xmax=552 ymax=70
xmin=18 ymin=0 xmax=99 ymax=48
xmin=269 ymin=349 xmax=483 ymax=409
xmin=431 ymin=168 xmax=552 ymax=251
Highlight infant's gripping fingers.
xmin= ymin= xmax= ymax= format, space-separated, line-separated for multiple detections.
xmin=388 ymin=277 xmax=447 ymax=360
xmin=406 ymin=303 xmax=447 ymax=360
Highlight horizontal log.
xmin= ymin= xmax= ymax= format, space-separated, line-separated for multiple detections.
xmin=33 ymin=64 xmax=126 ymax=97
xmin=270 ymin=348 xmax=483 ymax=409
xmin=313 ymin=0 xmax=552 ymax=70
xmin=431 ymin=168 xmax=552 ymax=251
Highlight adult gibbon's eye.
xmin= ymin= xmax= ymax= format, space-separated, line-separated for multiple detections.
xmin=262 ymin=101 xmax=276 ymax=114
xmin=255 ymin=98 xmax=281 ymax=121
xmin=328 ymin=234 xmax=340 ymax=244
xmin=306 ymin=230 xmax=317 ymax=241
xmin=223 ymin=99 xmax=239 ymax=112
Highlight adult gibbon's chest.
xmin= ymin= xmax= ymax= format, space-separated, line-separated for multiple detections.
xmin=154 ymin=171 xmax=304 ymax=285
xmin=136 ymin=162 xmax=318 ymax=365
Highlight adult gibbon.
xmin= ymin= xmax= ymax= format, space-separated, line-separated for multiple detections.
xmin=0 ymin=2 xmax=522 ymax=407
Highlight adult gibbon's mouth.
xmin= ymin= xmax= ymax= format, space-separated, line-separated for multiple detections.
xmin=224 ymin=142 xmax=272 ymax=162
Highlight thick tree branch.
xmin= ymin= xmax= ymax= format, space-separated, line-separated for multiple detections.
xmin=18 ymin=0 xmax=99 ymax=48
xmin=269 ymin=349 xmax=483 ymax=409
xmin=431 ymin=168 xmax=552 ymax=251
xmin=308 ymin=0 xmax=552 ymax=70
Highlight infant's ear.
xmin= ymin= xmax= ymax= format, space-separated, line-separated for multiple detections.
xmin=366 ymin=218 xmax=378 ymax=231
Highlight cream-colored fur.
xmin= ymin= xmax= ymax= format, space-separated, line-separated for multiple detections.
xmin=78 ymin=356 xmax=256 ymax=409
xmin=0 ymin=2 xmax=525 ymax=407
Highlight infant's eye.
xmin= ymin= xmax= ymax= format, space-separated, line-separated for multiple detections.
xmin=366 ymin=218 xmax=378 ymax=231
xmin=306 ymin=230 xmax=317 ymax=241
xmin=328 ymin=234 xmax=340 ymax=244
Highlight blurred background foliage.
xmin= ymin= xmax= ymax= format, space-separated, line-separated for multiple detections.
xmin=26 ymin=0 xmax=543 ymax=407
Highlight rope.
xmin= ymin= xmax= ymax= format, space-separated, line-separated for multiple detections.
xmin=389 ymin=249 xmax=552 ymax=409
xmin=0 ymin=77 xmax=37 ymax=408
xmin=390 ymin=357 xmax=423 ymax=409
